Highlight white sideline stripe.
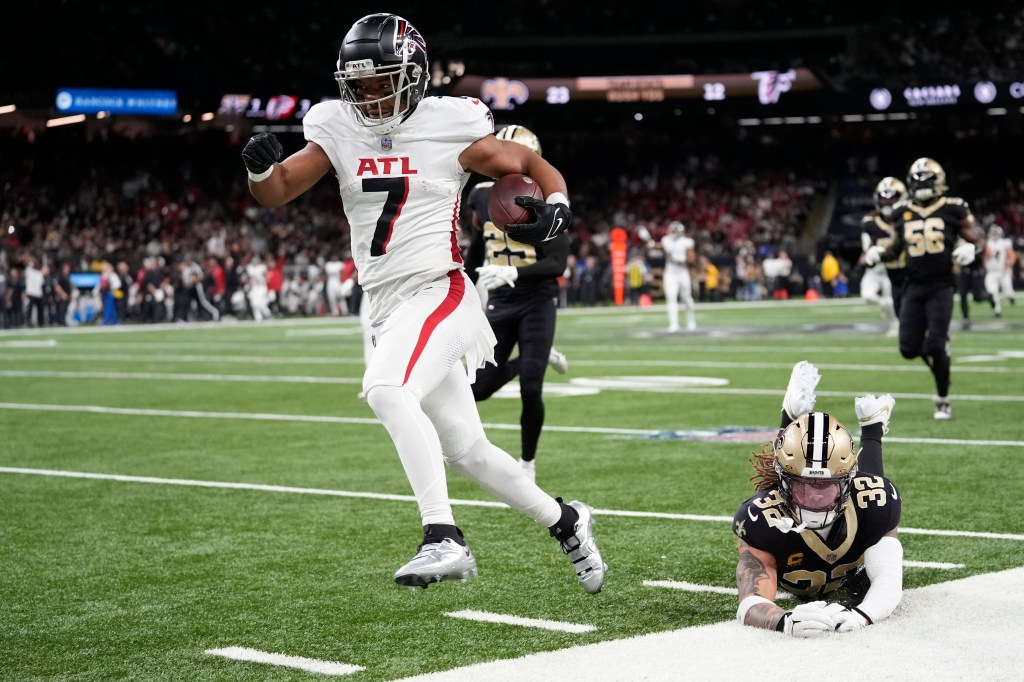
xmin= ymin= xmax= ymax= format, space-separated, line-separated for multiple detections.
xmin=0 ymin=370 xmax=362 ymax=385
xmin=204 ymin=646 xmax=363 ymax=675
xmin=394 ymin=568 xmax=1024 ymax=682
xmin=2 ymin=402 xmax=1024 ymax=448
xmin=903 ymin=560 xmax=965 ymax=569
xmin=445 ymin=610 xmax=596 ymax=634
xmin=2 ymin=467 xmax=1023 ymax=542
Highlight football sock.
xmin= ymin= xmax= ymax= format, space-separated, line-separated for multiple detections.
xmin=422 ymin=524 xmax=465 ymax=546
xmin=548 ymin=498 xmax=580 ymax=542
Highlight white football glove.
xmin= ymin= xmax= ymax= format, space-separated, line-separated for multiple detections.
xmin=340 ymin=278 xmax=355 ymax=298
xmin=476 ymin=264 xmax=518 ymax=290
xmin=779 ymin=601 xmax=835 ymax=637
xmin=824 ymin=602 xmax=869 ymax=632
xmin=952 ymin=242 xmax=976 ymax=266
xmin=864 ymin=245 xmax=885 ymax=267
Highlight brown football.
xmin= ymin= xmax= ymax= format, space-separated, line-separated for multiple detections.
xmin=486 ymin=173 xmax=544 ymax=232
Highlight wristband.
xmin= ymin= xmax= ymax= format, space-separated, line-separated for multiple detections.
xmin=545 ymin=191 xmax=569 ymax=208
xmin=737 ymin=595 xmax=774 ymax=625
xmin=852 ymin=606 xmax=874 ymax=625
xmin=247 ymin=165 xmax=275 ymax=182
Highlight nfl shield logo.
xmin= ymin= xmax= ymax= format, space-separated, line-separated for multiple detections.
xmin=826 ymin=552 xmax=837 ymax=563
xmin=381 ymin=137 xmax=393 ymax=152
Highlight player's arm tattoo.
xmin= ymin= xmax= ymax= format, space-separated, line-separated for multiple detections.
xmin=737 ymin=544 xmax=785 ymax=630
xmin=737 ymin=549 xmax=770 ymax=598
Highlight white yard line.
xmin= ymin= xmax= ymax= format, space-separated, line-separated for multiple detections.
xmin=644 ymin=559 xmax=962 ymax=595
xmin=444 ymin=610 xmax=596 ymax=634
xmin=903 ymin=560 xmax=966 ymax=569
xmin=205 ymin=646 xmax=363 ymax=676
xmin=0 ymin=370 xmax=361 ymax=385
xmin=1 ymin=467 xmax=1022 ymax=542
xmin=1 ymin=401 xmax=1023 ymax=447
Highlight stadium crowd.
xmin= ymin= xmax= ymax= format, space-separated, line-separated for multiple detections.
xmin=3 ymin=2 xmax=1024 ymax=326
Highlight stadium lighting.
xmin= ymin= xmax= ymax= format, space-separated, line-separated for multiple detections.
xmin=96 ymin=111 xmax=108 ymax=119
xmin=201 ymin=112 xmax=215 ymax=121
xmin=182 ymin=114 xmax=192 ymax=122
xmin=0 ymin=104 xmax=15 ymax=114
xmin=45 ymin=114 xmax=87 ymax=128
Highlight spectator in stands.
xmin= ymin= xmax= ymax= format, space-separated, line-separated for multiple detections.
xmin=821 ymin=250 xmax=840 ymax=297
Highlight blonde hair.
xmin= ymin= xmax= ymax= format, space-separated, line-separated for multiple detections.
xmin=749 ymin=442 xmax=779 ymax=491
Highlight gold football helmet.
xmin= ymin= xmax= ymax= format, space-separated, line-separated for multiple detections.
xmin=774 ymin=412 xmax=858 ymax=529
xmin=496 ymin=124 xmax=542 ymax=157
xmin=907 ymin=157 xmax=947 ymax=203
xmin=874 ymin=176 xmax=907 ymax=220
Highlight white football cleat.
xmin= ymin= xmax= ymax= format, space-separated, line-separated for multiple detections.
xmin=559 ymin=501 xmax=607 ymax=594
xmin=933 ymin=397 xmax=952 ymax=421
xmin=548 ymin=347 xmax=569 ymax=374
xmin=782 ymin=361 xmax=821 ymax=419
xmin=393 ymin=538 xmax=478 ymax=589
xmin=855 ymin=394 xmax=895 ymax=434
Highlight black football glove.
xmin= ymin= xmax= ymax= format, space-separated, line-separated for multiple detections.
xmin=505 ymin=196 xmax=572 ymax=245
xmin=242 ymin=132 xmax=284 ymax=174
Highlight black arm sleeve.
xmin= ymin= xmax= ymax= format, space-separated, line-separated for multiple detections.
xmin=515 ymin=232 xmax=570 ymax=283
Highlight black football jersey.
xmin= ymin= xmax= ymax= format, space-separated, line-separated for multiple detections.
xmin=465 ymin=182 xmax=568 ymax=305
xmin=861 ymin=214 xmax=906 ymax=270
xmin=888 ymin=197 xmax=972 ymax=286
xmin=733 ymin=474 xmax=901 ymax=600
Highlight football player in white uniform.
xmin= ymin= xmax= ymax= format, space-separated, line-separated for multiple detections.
xmin=860 ymin=177 xmax=905 ymax=334
xmin=983 ymin=225 xmax=1017 ymax=317
xmin=240 ymin=13 xmax=604 ymax=593
xmin=661 ymin=221 xmax=696 ymax=332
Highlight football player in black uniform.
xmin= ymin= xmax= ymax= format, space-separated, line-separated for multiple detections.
xmin=735 ymin=361 xmax=903 ymax=636
xmin=466 ymin=125 xmax=571 ymax=482
xmin=861 ymin=177 xmax=908 ymax=334
xmin=866 ymin=158 xmax=985 ymax=420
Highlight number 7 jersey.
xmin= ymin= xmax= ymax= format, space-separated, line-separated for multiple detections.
xmin=303 ymin=96 xmax=494 ymax=324
xmin=733 ymin=475 xmax=902 ymax=599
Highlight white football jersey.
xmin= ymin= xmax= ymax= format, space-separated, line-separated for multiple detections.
xmin=985 ymin=238 xmax=1011 ymax=272
xmin=661 ymin=234 xmax=695 ymax=269
xmin=304 ymin=96 xmax=494 ymax=324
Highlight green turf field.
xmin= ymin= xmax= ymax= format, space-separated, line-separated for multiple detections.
xmin=1 ymin=298 xmax=1022 ymax=681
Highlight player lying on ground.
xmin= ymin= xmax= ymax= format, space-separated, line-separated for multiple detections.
xmin=733 ymin=361 xmax=903 ymax=635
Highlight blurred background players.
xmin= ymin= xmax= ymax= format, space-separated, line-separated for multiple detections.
xmin=465 ymin=124 xmax=570 ymax=482
xmin=866 ymin=157 xmax=985 ymax=420
xmin=861 ymin=177 xmax=906 ymax=335
xmin=955 ymin=243 xmax=993 ymax=331
xmin=983 ymin=225 xmax=1017 ymax=317
xmin=734 ymin=361 xmax=903 ymax=636
xmin=661 ymin=220 xmax=696 ymax=332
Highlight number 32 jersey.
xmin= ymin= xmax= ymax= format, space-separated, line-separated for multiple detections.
xmin=303 ymin=96 xmax=494 ymax=324
xmin=732 ymin=475 xmax=902 ymax=599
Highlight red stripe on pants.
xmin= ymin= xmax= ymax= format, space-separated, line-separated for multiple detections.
xmin=402 ymin=270 xmax=465 ymax=385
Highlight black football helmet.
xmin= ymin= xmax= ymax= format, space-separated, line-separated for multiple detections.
xmin=773 ymin=412 xmax=858 ymax=530
xmin=873 ymin=176 xmax=907 ymax=220
xmin=906 ymin=157 xmax=947 ymax=203
xmin=335 ymin=14 xmax=428 ymax=134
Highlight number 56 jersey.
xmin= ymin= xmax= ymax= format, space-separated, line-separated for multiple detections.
xmin=304 ymin=96 xmax=494 ymax=324
xmin=732 ymin=475 xmax=902 ymax=599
